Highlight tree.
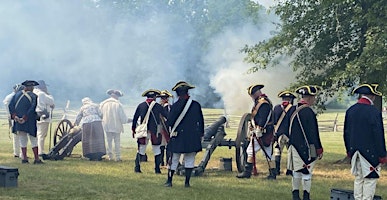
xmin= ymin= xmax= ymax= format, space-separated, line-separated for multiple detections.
xmin=242 ymin=0 xmax=387 ymax=107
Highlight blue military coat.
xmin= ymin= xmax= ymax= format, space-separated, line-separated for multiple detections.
xmin=167 ymin=97 xmax=204 ymax=153
xmin=344 ymin=99 xmax=386 ymax=178
xmin=8 ymin=90 xmax=38 ymax=137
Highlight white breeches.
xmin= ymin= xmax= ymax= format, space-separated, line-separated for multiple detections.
xmin=353 ymin=158 xmax=378 ymax=200
xmin=13 ymin=133 xmax=20 ymax=156
xmin=37 ymin=122 xmax=50 ymax=154
xmin=169 ymin=152 xmax=196 ymax=170
xmin=247 ymin=137 xmax=273 ymax=160
xmin=18 ymin=131 xmax=37 ymax=148
xmin=105 ymin=132 xmax=121 ymax=160
xmin=138 ymin=137 xmax=161 ymax=156
xmin=292 ymin=171 xmax=314 ymax=192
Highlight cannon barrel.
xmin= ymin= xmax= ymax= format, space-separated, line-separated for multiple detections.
xmin=203 ymin=116 xmax=227 ymax=141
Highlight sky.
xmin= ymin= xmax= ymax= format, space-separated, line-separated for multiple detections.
xmin=0 ymin=0 xmax=294 ymax=114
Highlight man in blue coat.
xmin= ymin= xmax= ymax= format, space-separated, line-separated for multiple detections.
xmin=344 ymin=83 xmax=387 ymax=200
xmin=9 ymin=80 xmax=43 ymax=164
xmin=164 ymin=81 xmax=204 ymax=187
xmin=132 ymin=89 xmax=167 ymax=173
xmin=272 ymin=90 xmax=296 ymax=176
xmin=287 ymin=85 xmax=323 ymax=200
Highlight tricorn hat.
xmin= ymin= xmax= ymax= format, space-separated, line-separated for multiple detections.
xmin=106 ymin=89 xmax=124 ymax=97
xmin=142 ymin=89 xmax=161 ymax=97
xmin=247 ymin=84 xmax=264 ymax=95
xmin=295 ymin=85 xmax=321 ymax=96
xmin=352 ymin=83 xmax=382 ymax=96
xmin=158 ymin=90 xmax=173 ymax=98
xmin=277 ymin=90 xmax=296 ymax=98
xmin=21 ymin=80 xmax=39 ymax=87
xmin=172 ymin=81 xmax=195 ymax=91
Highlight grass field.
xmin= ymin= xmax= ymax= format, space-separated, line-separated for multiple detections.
xmin=0 ymin=108 xmax=386 ymax=200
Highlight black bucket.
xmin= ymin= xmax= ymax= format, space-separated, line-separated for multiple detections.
xmin=219 ymin=157 xmax=232 ymax=171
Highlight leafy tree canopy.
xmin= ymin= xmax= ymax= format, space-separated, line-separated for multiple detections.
xmin=242 ymin=0 xmax=387 ymax=108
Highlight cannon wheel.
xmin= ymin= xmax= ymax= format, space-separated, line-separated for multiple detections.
xmin=53 ymin=119 xmax=73 ymax=146
xmin=235 ymin=113 xmax=251 ymax=172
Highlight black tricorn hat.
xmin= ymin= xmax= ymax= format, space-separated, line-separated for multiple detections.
xmin=277 ymin=90 xmax=296 ymax=98
xmin=295 ymin=85 xmax=321 ymax=96
xmin=247 ymin=84 xmax=264 ymax=95
xmin=142 ymin=89 xmax=161 ymax=97
xmin=106 ymin=89 xmax=124 ymax=97
xmin=21 ymin=80 xmax=39 ymax=87
xmin=158 ymin=90 xmax=173 ymax=98
xmin=352 ymin=83 xmax=382 ymax=96
xmin=172 ymin=81 xmax=195 ymax=91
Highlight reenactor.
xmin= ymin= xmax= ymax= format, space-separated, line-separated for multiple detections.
xmin=132 ymin=89 xmax=167 ymax=173
xmin=236 ymin=84 xmax=276 ymax=179
xmin=164 ymin=81 xmax=204 ymax=187
xmin=272 ymin=90 xmax=296 ymax=175
xmin=287 ymin=85 xmax=323 ymax=200
xmin=344 ymin=83 xmax=387 ymax=199
xmin=158 ymin=90 xmax=173 ymax=166
xmin=8 ymin=80 xmax=44 ymax=164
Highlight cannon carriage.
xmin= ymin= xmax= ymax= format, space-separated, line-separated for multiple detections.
xmin=176 ymin=114 xmax=252 ymax=176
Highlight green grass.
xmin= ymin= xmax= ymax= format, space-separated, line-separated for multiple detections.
xmin=0 ymin=109 xmax=386 ymax=200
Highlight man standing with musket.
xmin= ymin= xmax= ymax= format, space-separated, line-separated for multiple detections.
xmin=164 ymin=81 xmax=204 ymax=187
xmin=287 ymin=85 xmax=323 ymax=200
xmin=132 ymin=89 xmax=167 ymax=173
xmin=236 ymin=84 xmax=276 ymax=179
xmin=8 ymin=80 xmax=43 ymax=164
xmin=158 ymin=90 xmax=173 ymax=166
xmin=272 ymin=90 xmax=296 ymax=176
xmin=344 ymin=83 xmax=387 ymax=200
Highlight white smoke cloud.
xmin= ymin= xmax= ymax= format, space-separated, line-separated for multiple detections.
xmin=205 ymin=20 xmax=295 ymax=114
xmin=0 ymin=0 xmax=294 ymax=112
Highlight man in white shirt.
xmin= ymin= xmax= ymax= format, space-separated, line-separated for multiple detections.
xmin=3 ymin=84 xmax=24 ymax=158
xmin=34 ymin=80 xmax=55 ymax=155
xmin=100 ymin=89 xmax=128 ymax=161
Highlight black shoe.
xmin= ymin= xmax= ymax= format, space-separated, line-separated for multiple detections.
xmin=33 ymin=160 xmax=44 ymax=164
xmin=185 ymin=183 xmax=190 ymax=187
xmin=21 ymin=159 xmax=29 ymax=164
xmin=14 ymin=155 xmax=19 ymax=158
xmin=164 ymin=182 xmax=172 ymax=187
xmin=134 ymin=167 xmax=142 ymax=173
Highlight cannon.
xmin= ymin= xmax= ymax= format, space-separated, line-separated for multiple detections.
xmin=42 ymin=119 xmax=82 ymax=160
xmin=176 ymin=113 xmax=252 ymax=176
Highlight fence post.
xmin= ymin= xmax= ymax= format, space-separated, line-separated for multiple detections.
xmin=333 ymin=113 xmax=339 ymax=132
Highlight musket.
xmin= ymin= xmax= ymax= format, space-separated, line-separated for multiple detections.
xmin=48 ymin=108 xmax=53 ymax=150
xmin=254 ymin=133 xmax=272 ymax=171
xmin=251 ymin=132 xmax=258 ymax=176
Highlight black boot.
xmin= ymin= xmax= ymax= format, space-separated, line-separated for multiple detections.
xmin=140 ymin=153 xmax=148 ymax=162
xmin=185 ymin=168 xmax=193 ymax=187
xmin=303 ymin=191 xmax=310 ymax=200
xmin=275 ymin=155 xmax=281 ymax=175
xmin=164 ymin=169 xmax=175 ymax=187
xmin=236 ymin=162 xmax=253 ymax=178
xmin=160 ymin=146 xmax=165 ymax=166
xmin=267 ymin=168 xmax=277 ymax=180
xmin=292 ymin=190 xmax=301 ymax=200
xmin=155 ymin=154 xmax=162 ymax=174
xmin=134 ymin=153 xmax=142 ymax=173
